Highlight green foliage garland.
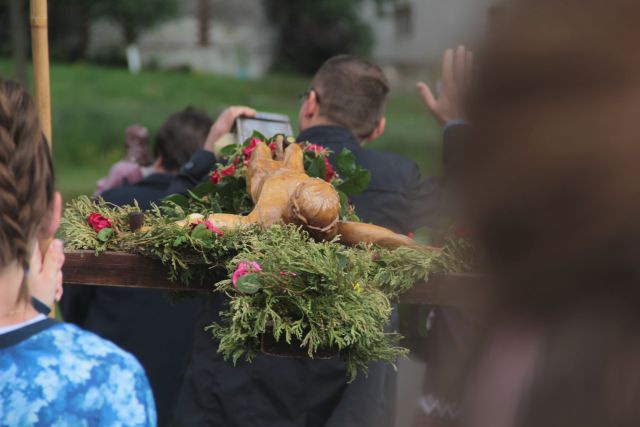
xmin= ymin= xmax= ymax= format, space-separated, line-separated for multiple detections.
xmin=60 ymin=135 xmax=468 ymax=379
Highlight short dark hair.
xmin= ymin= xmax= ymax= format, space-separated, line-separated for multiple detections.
xmin=312 ymin=55 xmax=390 ymax=139
xmin=154 ymin=107 xmax=213 ymax=171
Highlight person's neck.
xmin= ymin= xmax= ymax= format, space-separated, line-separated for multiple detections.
xmin=300 ymin=120 xmax=364 ymax=145
xmin=0 ymin=262 xmax=38 ymax=328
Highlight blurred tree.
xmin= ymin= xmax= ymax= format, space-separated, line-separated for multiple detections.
xmin=93 ymin=0 xmax=179 ymax=45
xmin=265 ymin=0 xmax=390 ymax=74
xmin=8 ymin=0 xmax=27 ymax=86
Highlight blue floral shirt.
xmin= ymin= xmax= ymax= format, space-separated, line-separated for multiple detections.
xmin=0 ymin=319 xmax=156 ymax=426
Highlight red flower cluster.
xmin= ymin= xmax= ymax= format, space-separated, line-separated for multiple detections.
xmin=210 ymin=164 xmax=236 ymax=184
xmin=243 ymin=138 xmax=261 ymax=159
xmin=324 ymin=157 xmax=335 ymax=182
xmin=306 ymin=144 xmax=324 ymax=154
xmin=87 ymin=213 xmax=112 ymax=232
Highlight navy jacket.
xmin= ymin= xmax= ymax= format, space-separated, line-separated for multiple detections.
xmin=61 ymin=173 xmax=200 ymax=427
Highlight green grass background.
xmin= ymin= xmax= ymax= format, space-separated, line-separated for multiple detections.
xmin=0 ymin=59 xmax=442 ymax=201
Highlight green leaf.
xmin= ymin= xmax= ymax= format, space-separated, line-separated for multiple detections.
xmin=221 ymin=144 xmax=240 ymax=157
xmin=337 ymin=170 xmax=371 ymax=195
xmin=251 ymin=130 xmax=267 ymax=141
xmin=191 ymin=223 xmax=212 ymax=241
xmin=190 ymin=182 xmax=217 ymax=198
xmin=338 ymin=190 xmax=349 ymax=218
xmin=235 ymin=273 xmax=262 ymax=294
xmin=97 ymin=227 xmax=113 ymax=242
xmin=306 ymin=156 xmax=327 ymax=180
xmin=172 ymin=235 xmax=187 ymax=247
xmin=163 ymin=193 xmax=189 ymax=208
xmin=335 ymin=149 xmax=357 ymax=177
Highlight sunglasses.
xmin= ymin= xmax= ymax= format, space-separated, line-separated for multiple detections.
xmin=298 ymin=87 xmax=321 ymax=104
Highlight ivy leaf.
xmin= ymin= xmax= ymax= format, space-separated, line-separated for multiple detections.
xmin=335 ymin=149 xmax=357 ymax=177
xmin=337 ymin=169 xmax=371 ymax=195
xmin=221 ymin=144 xmax=240 ymax=157
xmin=163 ymin=193 xmax=189 ymax=208
xmin=190 ymin=182 xmax=217 ymax=199
xmin=306 ymin=156 xmax=327 ymax=180
xmin=97 ymin=227 xmax=113 ymax=242
xmin=235 ymin=273 xmax=262 ymax=294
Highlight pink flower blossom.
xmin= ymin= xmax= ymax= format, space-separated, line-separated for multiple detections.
xmin=204 ymin=221 xmax=224 ymax=236
xmin=232 ymin=261 xmax=262 ymax=287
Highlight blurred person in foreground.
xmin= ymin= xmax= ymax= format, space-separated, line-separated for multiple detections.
xmin=62 ymin=107 xmax=212 ymax=426
xmin=441 ymin=0 xmax=640 ymax=426
xmin=0 ymin=79 xmax=156 ymax=425
xmin=169 ymin=55 xmax=468 ymax=426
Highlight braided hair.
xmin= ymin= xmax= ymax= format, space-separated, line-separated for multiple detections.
xmin=0 ymin=80 xmax=54 ymax=271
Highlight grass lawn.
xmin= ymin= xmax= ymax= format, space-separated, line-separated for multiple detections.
xmin=0 ymin=59 xmax=442 ymax=201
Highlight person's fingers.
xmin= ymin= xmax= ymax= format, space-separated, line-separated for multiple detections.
xmin=455 ymin=45 xmax=467 ymax=84
xmin=29 ymin=241 xmax=43 ymax=275
xmin=55 ymin=271 xmax=63 ymax=302
xmin=417 ymin=82 xmax=437 ymax=112
xmin=465 ymin=50 xmax=474 ymax=85
xmin=42 ymin=239 xmax=64 ymax=279
xmin=442 ymin=49 xmax=455 ymax=90
xmin=231 ymin=107 xmax=256 ymax=120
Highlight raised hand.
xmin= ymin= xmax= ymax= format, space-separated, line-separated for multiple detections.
xmin=204 ymin=106 xmax=256 ymax=153
xmin=417 ymin=45 xmax=473 ymax=126
xmin=27 ymin=239 xmax=65 ymax=308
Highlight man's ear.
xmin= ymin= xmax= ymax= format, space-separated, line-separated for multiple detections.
xmin=39 ymin=192 xmax=62 ymax=239
xmin=304 ymin=90 xmax=320 ymax=119
xmin=366 ymin=116 xmax=387 ymax=142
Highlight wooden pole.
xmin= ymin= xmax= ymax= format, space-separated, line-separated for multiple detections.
xmin=30 ymin=0 xmax=55 ymax=316
xmin=30 ymin=0 xmax=52 ymax=148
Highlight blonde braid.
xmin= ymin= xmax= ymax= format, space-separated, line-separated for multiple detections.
xmin=0 ymin=80 xmax=54 ymax=270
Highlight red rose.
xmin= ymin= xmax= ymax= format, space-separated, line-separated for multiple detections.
xmin=323 ymin=157 xmax=335 ymax=182
xmin=243 ymin=138 xmax=261 ymax=159
xmin=210 ymin=164 xmax=235 ymax=185
xmin=306 ymin=143 xmax=324 ymax=154
xmin=221 ymin=164 xmax=235 ymax=177
xmin=87 ymin=213 xmax=112 ymax=232
xmin=210 ymin=170 xmax=221 ymax=184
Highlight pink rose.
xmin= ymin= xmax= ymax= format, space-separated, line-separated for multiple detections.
xmin=232 ymin=261 xmax=262 ymax=287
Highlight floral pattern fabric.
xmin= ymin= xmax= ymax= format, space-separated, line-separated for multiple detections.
xmin=0 ymin=322 xmax=156 ymax=426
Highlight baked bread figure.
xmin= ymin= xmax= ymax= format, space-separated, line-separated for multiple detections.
xmin=200 ymin=141 xmax=417 ymax=249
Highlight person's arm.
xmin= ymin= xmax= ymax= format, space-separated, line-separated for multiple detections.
xmin=167 ymin=106 xmax=256 ymax=195
xmin=409 ymin=46 xmax=473 ymax=229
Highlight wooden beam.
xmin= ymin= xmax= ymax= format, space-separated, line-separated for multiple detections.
xmin=63 ymin=251 xmax=485 ymax=306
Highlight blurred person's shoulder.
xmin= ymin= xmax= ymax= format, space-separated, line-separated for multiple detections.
xmin=0 ymin=321 xmax=155 ymax=426
xmin=360 ymin=147 xmax=421 ymax=192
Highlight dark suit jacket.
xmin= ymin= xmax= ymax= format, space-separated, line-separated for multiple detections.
xmin=61 ymin=173 xmax=200 ymax=427
xmin=169 ymin=125 xmax=459 ymax=427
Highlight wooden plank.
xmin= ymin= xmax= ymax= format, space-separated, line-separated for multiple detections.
xmin=63 ymin=251 xmax=211 ymax=292
xmin=63 ymin=250 xmax=484 ymax=306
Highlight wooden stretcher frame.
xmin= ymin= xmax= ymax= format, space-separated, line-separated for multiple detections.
xmin=62 ymin=250 xmax=485 ymax=307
